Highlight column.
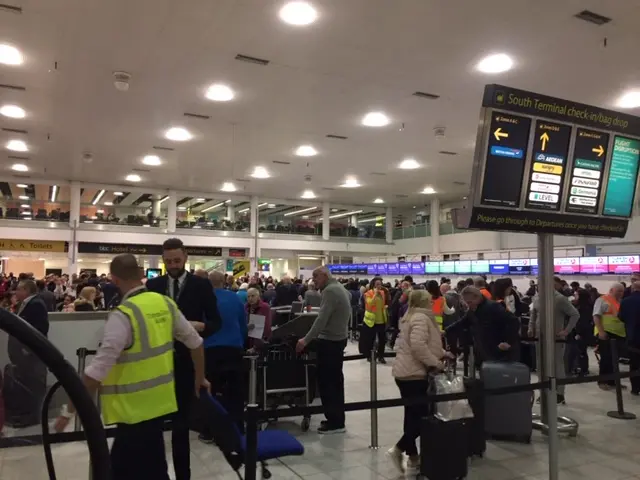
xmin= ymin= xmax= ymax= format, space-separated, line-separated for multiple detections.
xmin=152 ymin=195 xmax=162 ymax=218
xmin=430 ymin=198 xmax=440 ymax=255
xmin=322 ymin=202 xmax=330 ymax=240
xmin=250 ymin=196 xmax=259 ymax=237
xmin=167 ymin=190 xmax=177 ymax=233
xmin=69 ymin=181 xmax=81 ymax=228
xmin=385 ymin=206 xmax=393 ymax=244
xmin=148 ymin=256 xmax=160 ymax=269
xmin=67 ymin=241 xmax=78 ymax=275
xmin=350 ymin=214 xmax=358 ymax=228
xmin=227 ymin=205 xmax=236 ymax=222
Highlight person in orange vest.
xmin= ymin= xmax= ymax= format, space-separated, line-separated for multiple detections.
xmin=594 ymin=282 xmax=626 ymax=391
xmin=361 ymin=277 xmax=389 ymax=363
xmin=474 ymin=276 xmax=492 ymax=300
xmin=426 ymin=280 xmax=456 ymax=332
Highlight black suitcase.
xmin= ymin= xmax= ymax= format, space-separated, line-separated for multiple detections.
xmin=421 ymin=416 xmax=469 ymax=480
xmin=463 ymin=378 xmax=486 ymax=458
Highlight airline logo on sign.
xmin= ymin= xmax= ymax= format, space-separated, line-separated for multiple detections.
xmin=533 ymin=163 xmax=563 ymax=175
xmin=572 ymin=177 xmax=600 ymax=188
xmin=530 ymin=182 xmax=560 ymax=194
xmin=536 ymin=153 xmax=564 ymax=165
xmin=574 ymin=167 xmax=601 ymax=179
xmin=531 ymin=172 xmax=562 ymax=184
xmin=609 ymin=256 xmax=638 ymax=265
xmin=509 ymin=259 xmax=529 ymax=266
xmin=570 ymin=186 xmax=598 ymax=197
xmin=580 ymin=256 xmax=607 ymax=265
xmin=529 ymin=192 xmax=558 ymax=203
xmin=569 ymin=196 xmax=597 ymax=206
xmin=554 ymin=257 xmax=579 ymax=266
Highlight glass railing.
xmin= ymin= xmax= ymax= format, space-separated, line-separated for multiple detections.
xmin=392 ymin=223 xmax=430 ymax=239
xmin=259 ymin=221 xmax=322 ymax=235
xmin=439 ymin=222 xmax=469 ymax=235
xmin=178 ymin=218 xmax=250 ymax=232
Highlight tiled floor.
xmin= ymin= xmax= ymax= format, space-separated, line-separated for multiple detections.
xmin=2 ymin=344 xmax=640 ymax=479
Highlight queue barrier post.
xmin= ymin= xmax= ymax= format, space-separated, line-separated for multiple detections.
xmin=245 ymin=404 xmax=259 ymax=480
xmin=607 ymin=338 xmax=636 ymax=420
xmin=369 ymin=349 xmax=379 ymax=450
xmin=74 ymin=348 xmax=88 ymax=432
xmin=248 ymin=355 xmax=259 ymax=405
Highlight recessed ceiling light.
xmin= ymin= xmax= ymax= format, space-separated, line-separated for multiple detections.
xmin=20 ymin=204 xmax=29 ymax=208
xmin=412 ymin=205 xmax=416 ymax=209
xmin=295 ymin=145 xmax=318 ymax=157
xmin=341 ymin=176 xmax=361 ymax=188
xmin=125 ymin=174 xmax=141 ymax=182
xmin=399 ymin=158 xmax=421 ymax=170
xmin=477 ymin=53 xmax=513 ymax=74
xmin=0 ymin=105 xmax=25 ymax=119
xmin=142 ymin=155 xmax=161 ymax=166
xmin=362 ymin=111 xmax=390 ymax=127
xmin=373 ymin=198 xmax=384 ymax=204
xmin=165 ymin=127 xmax=192 ymax=142
xmin=250 ymin=166 xmax=270 ymax=179
xmin=279 ymin=1 xmax=318 ymax=26
xmin=221 ymin=182 xmax=237 ymax=192
xmin=20 ymin=211 xmax=30 ymax=215
xmin=114 ymin=191 xmax=124 ymax=196
xmin=0 ymin=44 xmax=23 ymax=66
xmin=205 ymin=84 xmax=235 ymax=102
xmin=11 ymin=163 xmax=28 ymax=172
xmin=301 ymin=189 xmax=316 ymax=199
xmin=463 ymin=196 xmax=468 ymax=200
xmin=268 ymin=203 xmax=276 ymax=208
xmin=23 ymin=216 xmax=31 ymax=220
xmin=16 ymin=183 xmax=28 ymax=188
xmin=422 ymin=186 xmax=436 ymax=194
xmin=196 ymin=198 xmax=206 ymax=202
xmin=104 ymin=201 xmax=113 ymax=206
xmin=6 ymin=139 xmax=28 ymax=152
xmin=97 ymin=209 xmax=104 ymax=214
xmin=178 ymin=206 xmax=187 ymax=211
xmin=19 ymin=195 xmax=29 ymax=200
xmin=616 ymin=91 xmax=640 ymax=109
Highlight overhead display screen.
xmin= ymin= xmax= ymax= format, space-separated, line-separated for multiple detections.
xmin=399 ymin=262 xmax=411 ymax=275
xmin=425 ymin=262 xmax=440 ymax=274
xmin=387 ymin=263 xmax=400 ymax=275
xmin=367 ymin=264 xmax=378 ymax=275
xmin=377 ymin=263 xmax=388 ymax=275
xmin=410 ymin=262 xmax=425 ymax=275
xmin=489 ymin=259 xmax=509 ymax=275
xmin=566 ymin=128 xmax=609 ymax=214
xmin=440 ymin=261 xmax=455 ymax=274
xmin=554 ymin=257 xmax=580 ymax=275
xmin=454 ymin=261 xmax=471 ymax=274
xmin=471 ymin=260 xmax=489 ymax=274
xmin=603 ymin=136 xmax=640 ymax=217
xmin=524 ymin=120 xmax=572 ymax=211
xmin=508 ymin=259 xmax=531 ymax=275
xmin=531 ymin=258 xmax=539 ymax=276
xmin=579 ymin=256 xmax=608 ymax=275
xmin=480 ymin=111 xmax=532 ymax=207
xmin=608 ymin=255 xmax=640 ymax=274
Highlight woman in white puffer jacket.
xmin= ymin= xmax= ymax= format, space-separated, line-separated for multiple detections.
xmin=387 ymin=290 xmax=451 ymax=474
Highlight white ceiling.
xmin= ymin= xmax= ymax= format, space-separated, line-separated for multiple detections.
xmin=1 ymin=0 xmax=640 ymax=207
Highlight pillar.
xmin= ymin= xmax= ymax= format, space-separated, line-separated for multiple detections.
xmin=430 ymin=198 xmax=440 ymax=255
xmin=385 ymin=206 xmax=393 ymax=244
xmin=152 ymin=195 xmax=162 ymax=218
xmin=148 ymin=256 xmax=160 ymax=269
xmin=322 ymin=202 xmax=330 ymax=240
xmin=351 ymin=214 xmax=358 ymax=228
xmin=250 ymin=196 xmax=259 ymax=237
xmin=227 ymin=205 xmax=236 ymax=222
xmin=167 ymin=190 xmax=177 ymax=233
xmin=67 ymin=241 xmax=78 ymax=275
xmin=69 ymin=181 xmax=81 ymax=228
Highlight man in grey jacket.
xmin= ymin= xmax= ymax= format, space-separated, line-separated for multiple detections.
xmin=529 ymin=276 xmax=580 ymax=404
xmin=296 ymin=266 xmax=351 ymax=434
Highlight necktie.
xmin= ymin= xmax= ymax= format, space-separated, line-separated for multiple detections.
xmin=173 ymin=278 xmax=180 ymax=301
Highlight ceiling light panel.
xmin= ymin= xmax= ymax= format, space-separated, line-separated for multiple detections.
xmin=279 ymin=1 xmax=318 ymax=26
xmin=295 ymin=145 xmax=318 ymax=157
xmin=206 ymin=84 xmax=235 ymax=102
xmin=165 ymin=127 xmax=192 ymax=141
xmin=126 ymin=174 xmax=141 ymax=182
xmin=301 ymin=189 xmax=316 ymax=199
xmin=422 ymin=186 xmax=436 ymax=194
xmin=617 ymin=91 xmax=640 ymax=109
xmin=284 ymin=206 xmax=316 ymax=217
xmin=250 ymin=166 xmax=270 ymax=179
xmin=0 ymin=44 xmax=23 ymax=66
xmin=221 ymin=182 xmax=237 ymax=192
xmin=477 ymin=53 xmax=513 ymax=74
xmin=361 ymin=111 xmax=390 ymax=127
xmin=399 ymin=158 xmax=421 ymax=170
xmin=0 ymin=105 xmax=25 ymax=118
xmin=6 ymin=139 xmax=27 ymax=152
xmin=341 ymin=176 xmax=361 ymax=188
xmin=373 ymin=198 xmax=384 ymax=204
xmin=142 ymin=155 xmax=162 ymax=166
xmin=11 ymin=163 xmax=28 ymax=172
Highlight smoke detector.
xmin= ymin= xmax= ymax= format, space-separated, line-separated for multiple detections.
xmin=304 ymin=174 xmax=312 ymax=184
xmin=433 ymin=126 xmax=446 ymax=140
xmin=113 ymin=71 xmax=132 ymax=92
xmin=82 ymin=152 xmax=94 ymax=163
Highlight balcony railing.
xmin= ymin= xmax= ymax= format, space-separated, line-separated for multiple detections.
xmin=392 ymin=223 xmax=430 ymax=239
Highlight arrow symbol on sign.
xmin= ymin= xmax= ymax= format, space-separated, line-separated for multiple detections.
xmin=592 ymin=145 xmax=605 ymax=157
xmin=494 ymin=128 xmax=508 ymax=141
xmin=540 ymin=132 xmax=549 ymax=151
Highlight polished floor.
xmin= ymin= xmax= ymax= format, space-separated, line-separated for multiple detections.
xmin=2 ymin=344 xmax=640 ymax=479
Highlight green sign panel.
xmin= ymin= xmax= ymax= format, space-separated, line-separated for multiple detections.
xmin=603 ymin=136 xmax=640 ymax=217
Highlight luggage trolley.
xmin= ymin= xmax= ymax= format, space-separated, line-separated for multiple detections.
xmin=260 ymin=342 xmax=315 ymax=432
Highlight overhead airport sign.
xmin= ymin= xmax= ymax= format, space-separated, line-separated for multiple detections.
xmin=78 ymin=242 xmax=223 ymax=257
xmin=0 ymin=239 xmax=69 ymax=253
xmin=459 ymin=84 xmax=640 ymax=238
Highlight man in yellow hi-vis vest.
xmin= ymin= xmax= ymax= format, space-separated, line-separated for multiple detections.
xmin=54 ymin=254 xmax=209 ymax=480
xmin=594 ymin=282 xmax=625 ymax=391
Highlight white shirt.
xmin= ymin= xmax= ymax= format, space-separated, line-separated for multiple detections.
xmin=85 ymin=285 xmax=202 ymax=382
xmin=167 ymin=271 xmax=188 ymax=300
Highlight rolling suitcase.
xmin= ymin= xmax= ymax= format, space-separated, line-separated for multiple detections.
xmin=421 ymin=416 xmax=469 ymax=480
xmin=463 ymin=377 xmax=486 ymax=458
xmin=481 ymin=361 xmax=532 ymax=443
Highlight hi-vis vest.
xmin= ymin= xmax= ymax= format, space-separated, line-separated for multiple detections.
xmin=432 ymin=296 xmax=444 ymax=331
xmin=363 ymin=289 xmax=387 ymax=327
xmin=101 ymin=291 xmax=178 ymax=425
xmin=480 ymin=288 xmax=492 ymax=300
xmin=596 ymin=294 xmax=625 ymax=338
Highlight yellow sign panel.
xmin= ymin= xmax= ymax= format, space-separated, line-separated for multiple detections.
xmin=0 ymin=239 xmax=68 ymax=253
xmin=232 ymin=260 xmax=250 ymax=279
xmin=533 ymin=162 xmax=563 ymax=175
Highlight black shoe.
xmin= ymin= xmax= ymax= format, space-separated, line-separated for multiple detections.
xmin=318 ymin=424 xmax=346 ymax=435
xmin=378 ymin=357 xmax=387 ymax=364
xmin=557 ymin=394 xmax=566 ymax=405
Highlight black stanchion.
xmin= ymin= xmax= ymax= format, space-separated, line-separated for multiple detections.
xmin=244 ymin=404 xmax=259 ymax=480
xmin=607 ymin=338 xmax=636 ymax=420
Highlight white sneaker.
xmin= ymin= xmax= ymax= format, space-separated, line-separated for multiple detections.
xmin=386 ymin=446 xmax=405 ymax=474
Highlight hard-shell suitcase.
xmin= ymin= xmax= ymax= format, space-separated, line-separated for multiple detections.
xmin=481 ymin=361 xmax=532 ymax=443
xmin=421 ymin=416 xmax=469 ymax=480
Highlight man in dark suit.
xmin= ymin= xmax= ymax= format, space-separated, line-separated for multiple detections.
xmin=36 ymin=279 xmax=57 ymax=312
xmin=146 ymin=238 xmax=221 ymax=480
xmin=274 ymin=276 xmax=299 ymax=306
xmin=6 ymin=279 xmax=50 ymax=427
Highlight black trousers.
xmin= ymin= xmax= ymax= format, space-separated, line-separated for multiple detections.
xmin=111 ymin=418 xmax=170 ymax=480
xmin=203 ymin=346 xmax=245 ymax=435
xmin=172 ymin=360 xmax=194 ymax=480
xmin=565 ymin=335 xmax=589 ymax=374
xmin=598 ymin=333 xmax=624 ymax=386
xmin=395 ymin=379 xmax=431 ymax=456
xmin=316 ymin=338 xmax=347 ymax=428
xmin=629 ymin=341 xmax=640 ymax=393
xmin=359 ymin=324 xmax=386 ymax=359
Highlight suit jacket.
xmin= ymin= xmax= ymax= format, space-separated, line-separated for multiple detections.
xmin=38 ymin=290 xmax=57 ymax=313
xmin=9 ymin=296 xmax=50 ymax=365
xmin=146 ymin=273 xmax=221 ymax=373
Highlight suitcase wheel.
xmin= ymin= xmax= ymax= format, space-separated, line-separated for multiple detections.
xmin=301 ymin=416 xmax=311 ymax=432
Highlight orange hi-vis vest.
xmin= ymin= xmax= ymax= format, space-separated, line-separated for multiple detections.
xmin=480 ymin=288 xmax=492 ymax=300
xmin=596 ymin=294 xmax=625 ymax=337
xmin=432 ymin=296 xmax=444 ymax=331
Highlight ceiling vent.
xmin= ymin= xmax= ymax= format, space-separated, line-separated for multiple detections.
xmin=370 ymin=172 xmax=386 ymax=176
xmin=0 ymin=83 xmax=25 ymax=91
xmin=2 ymin=127 xmax=27 ymax=134
xmin=326 ymin=134 xmax=348 ymax=140
xmin=8 ymin=155 xmax=29 ymax=160
xmin=235 ymin=178 xmax=250 ymax=183
xmin=235 ymin=54 xmax=270 ymax=66
xmin=453 ymin=181 xmax=466 ymax=186
xmin=132 ymin=168 xmax=151 ymax=173
xmin=395 ymin=194 xmax=409 ymax=198
xmin=575 ymin=10 xmax=611 ymax=25
xmin=0 ymin=4 xmax=22 ymax=14
xmin=272 ymin=160 xmax=290 ymax=165
xmin=183 ymin=112 xmax=210 ymax=120
xmin=439 ymin=150 xmax=458 ymax=156
xmin=11 ymin=174 xmax=30 ymax=179
xmin=413 ymin=91 xmax=440 ymax=100
xmin=152 ymin=145 xmax=175 ymax=151
xmin=322 ymin=187 xmax=336 ymax=191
